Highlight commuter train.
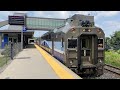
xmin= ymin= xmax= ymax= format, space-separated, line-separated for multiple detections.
xmin=36 ymin=14 xmax=105 ymax=76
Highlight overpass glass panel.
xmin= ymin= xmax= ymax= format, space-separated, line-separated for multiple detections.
xmin=26 ymin=18 xmax=66 ymax=30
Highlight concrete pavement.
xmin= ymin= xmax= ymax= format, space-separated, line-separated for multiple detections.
xmin=0 ymin=48 xmax=59 ymax=79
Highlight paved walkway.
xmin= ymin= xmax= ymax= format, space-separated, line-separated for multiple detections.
xmin=0 ymin=48 xmax=59 ymax=79
xmin=0 ymin=45 xmax=81 ymax=79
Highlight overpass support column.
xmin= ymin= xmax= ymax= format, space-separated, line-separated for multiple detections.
xmin=51 ymin=32 xmax=54 ymax=56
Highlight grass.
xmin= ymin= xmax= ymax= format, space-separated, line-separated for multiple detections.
xmin=0 ymin=57 xmax=8 ymax=67
xmin=105 ymin=50 xmax=120 ymax=68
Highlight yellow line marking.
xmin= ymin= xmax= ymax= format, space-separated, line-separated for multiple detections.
xmin=34 ymin=44 xmax=75 ymax=79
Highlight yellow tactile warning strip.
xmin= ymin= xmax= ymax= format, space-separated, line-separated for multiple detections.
xmin=34 ymin=44 xmax=75 ymax=79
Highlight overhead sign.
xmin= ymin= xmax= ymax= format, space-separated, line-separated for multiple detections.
xmin=8 ymin=16 xmax=25 ymax=25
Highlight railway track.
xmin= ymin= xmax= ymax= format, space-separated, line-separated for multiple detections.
xmin=104 ymin=64 xmax=120 ymax=76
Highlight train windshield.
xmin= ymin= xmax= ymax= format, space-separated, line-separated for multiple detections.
xmin=68 ymin=38 xmax=77 ymax=48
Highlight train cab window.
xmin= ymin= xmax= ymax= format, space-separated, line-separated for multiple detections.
xmin=68 ymin=38 xmax=77 ymax=48
xmin=82 ymin=39 xmax=86 ymax=48
xmin=81 ymin=39 xmax=89 ymax=48
xmin=98 ymin=38 xmax=103 ymax=48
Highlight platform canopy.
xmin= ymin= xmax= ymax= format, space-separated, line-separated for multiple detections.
xmin=0 ymin=20 xmax=8 ymax=28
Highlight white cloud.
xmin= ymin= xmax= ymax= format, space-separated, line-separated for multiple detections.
xmin=27 ymin=11 xmax=71 ymax=19
xmin=0 ymin=11 xmax=12 ymax=21
xmin=98 ymin=11 xmax=119 ymax=16
xmin=95 ymin=11 xmax=120 ymax=20
xmin=0 ymin=11 xmax=28 ymax=21
xmin=77 ymin=11 xmax=92 ymax=15
xmin=103 ymin=21 xmax=120 ymax=29
xmin=30 ymin=11 xmax=44 ymax=17
xmin=100 ymin=20 xmax=120 ymax=37
xmin=12 ymin=11 xmax=28 ymax=13
xmin=0 ymin=11 xmax=119 ymax=21
xmin=75 ymin=11 xmax=120 ymax=20
xmin=95 ymin=23 xmax=103 ymax=28
xmin=57 ymin=11 xmax=69 ymax=18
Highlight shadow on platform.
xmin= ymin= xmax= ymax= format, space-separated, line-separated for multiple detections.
xmin=15 ymin=57 xmax=31 ymax=59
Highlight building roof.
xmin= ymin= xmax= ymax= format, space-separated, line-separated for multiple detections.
xmin=0 ymin=30 xmax=34 ymax=33
xmin=8 ymin=25 xmax=23 ymax=30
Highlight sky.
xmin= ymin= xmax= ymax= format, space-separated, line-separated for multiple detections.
xmin=0 ymin=11 xmax=120 ymax=37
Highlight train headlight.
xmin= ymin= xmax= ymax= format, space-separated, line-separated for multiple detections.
xmin=88 ymin=29 xmax=91 ymax=32
xmin=83 ymin=29 xmax=85 ymax=32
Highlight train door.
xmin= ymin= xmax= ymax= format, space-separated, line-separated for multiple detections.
xmin=78 ymin=34 xmax=97 ymax=68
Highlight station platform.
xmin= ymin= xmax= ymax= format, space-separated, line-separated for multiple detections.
xmin=0 ymin=44 xmax=81 ymax=79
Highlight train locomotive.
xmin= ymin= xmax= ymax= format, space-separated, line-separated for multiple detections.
xmin=37 ymin=14 xmax=105 ymax=76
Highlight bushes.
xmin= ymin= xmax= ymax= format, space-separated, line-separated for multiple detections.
xmin=105 ymin=51 xmax=120 ymax=68
xmin=116 ymin=50 xmax=120 ymax=54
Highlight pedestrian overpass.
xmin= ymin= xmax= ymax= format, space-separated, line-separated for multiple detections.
xmin=0 ymin=13 xmax=66 ymax=31
xmin=26 ymin=17 xmax=66 ymax=30
xmin=0 ymin=13 xmax=66 ymax=50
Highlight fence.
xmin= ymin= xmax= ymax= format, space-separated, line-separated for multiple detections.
xmin=0 ymin=42 xmax=22 ymax=67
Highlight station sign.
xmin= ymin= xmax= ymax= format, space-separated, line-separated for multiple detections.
xmin=8 ymin=16 xmax=25 ymax=25
xmin=23 ymin=26 xmax=27 ymax=32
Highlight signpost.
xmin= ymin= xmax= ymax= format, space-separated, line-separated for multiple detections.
xmin=23 ymin=26 xmax=27 ymax=32
xmin=21 ymin=26 xmax=27 ymax=50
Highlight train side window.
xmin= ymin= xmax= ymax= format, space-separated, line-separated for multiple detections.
xmin=68 ymin=38 xmax=77 ymax=48
xmin=98 ymin=38 xmax=103 ymax=48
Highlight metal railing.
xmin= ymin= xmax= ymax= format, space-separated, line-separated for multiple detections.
xmin=0 ymin=42 xmax=22 ymax=67
xmin=10 ymin=42 xmax=22 ymax=59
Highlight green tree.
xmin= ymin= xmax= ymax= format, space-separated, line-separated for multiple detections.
xmin=105 ymin=37 xmax=111 ymax=50
xmin=110 ymin=31 xmax=120 ymax=50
